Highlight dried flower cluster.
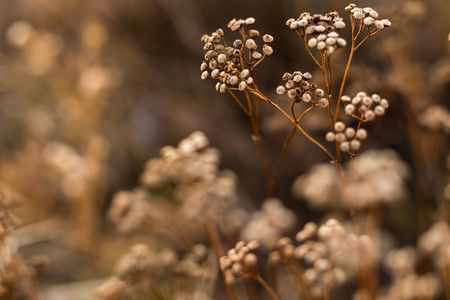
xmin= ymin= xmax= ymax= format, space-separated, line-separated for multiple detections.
xmin=266 ymin=218 xmax=379 ymax=298
xmin=95 ymin=243 xmax=215 ymax=300
xmin=418 ymin=105 xmax=450 ymax=134
xmin=200 ymin=18 xmax=274 ymax=93
xmin=241 ymin=198 xmax=297 ymax=249
xmin=345 ymin=4 xmax=391 ymax=29
xmin=293 ymin=149 xmax=409 ymax=209
xmin=286 ymin=11 xmax=347 ymax=56
xmin=219 ymin=240 xmax=260 ymax=285
xmin=275 ymin=71 xmax=329 ymax=107
xmin=324 ymin=92 xmax=389 ymax=152
xmin=109 ymin=131 xmax=243 ymax=236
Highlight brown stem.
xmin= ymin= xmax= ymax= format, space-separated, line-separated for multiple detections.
xmin=296 ymin=30 xmax=323 ymax=69
xmin=228 ymin=90 xmax=251 ymax=115
xmin=245 ymin=68 xmax=273 ymax=197
xmin=143 ymin=219 xmax=193 ymax=251
xmin=248 ymin=88 xmax=335 ymax=161
xmin=255 ymin=275 xmax=280 ymax=300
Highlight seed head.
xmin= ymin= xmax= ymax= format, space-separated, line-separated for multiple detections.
xmin=345 ymin=127 xmax=356 ymax=138
xmin=363 ymin=17 xmax=375 ymax=26
xmin=334 ymin=121 xmax=346 ymax=132
xmin=302 ymin=93 xmax=312 ymax=103
xmin=262 ymin=44 xmax=273 ymax=55
xmin=374 ymin=105 xmax=385 ymax=116
xmin=276 ymin=86 xmax=286 ymax=95
xmin=364 ymin=109 xmax=375 ymax=121
xmin=245 ymin=39 xmax=257 ymax=50
xmin=325 ymin=132 xmax=335 ymax=142
xmin=318 ymin=98 xmax=329 ymax=108
xmin=345 ymin=104 xmax=355 ymax=115
xmin=262 ymin=34 xmax=274 ymax=43
xmin=350 ymin=140 xmax=361 ymax=151
xmin=315 ymin=89 xmax=325 ymax=97
xmin=217 ymin=54 xmax=227 ymax=64
xmin=245 ymin=17 xmax=255 ymax=25
xmin=356 ymin=128 xmax=368 ymax=140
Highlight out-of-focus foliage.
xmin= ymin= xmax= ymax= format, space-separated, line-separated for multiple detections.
xmin=0 ymin=0 xmax=447 ymax=299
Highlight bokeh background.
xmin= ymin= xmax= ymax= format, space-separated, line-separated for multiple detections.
xmin=0 ymin=0 xmax=448 ymax=298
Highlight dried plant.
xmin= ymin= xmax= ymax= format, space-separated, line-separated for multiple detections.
xmin=94 ymin=2 xmax=450 ymax=300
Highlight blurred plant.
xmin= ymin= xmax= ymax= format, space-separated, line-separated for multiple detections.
xmin=0 ymin=185 xmax=46 ymax=300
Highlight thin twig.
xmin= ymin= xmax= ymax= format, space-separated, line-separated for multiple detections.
xmin=248 ymin=88 xmax=335 ymax=161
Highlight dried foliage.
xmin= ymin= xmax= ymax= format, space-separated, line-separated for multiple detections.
xmin=0 ymin=0 xmax=448 ymax=300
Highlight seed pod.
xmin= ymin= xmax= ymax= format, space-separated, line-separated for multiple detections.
xmin=334 ymin=121 xmax=346 ymax=132
xmin=315 ymin=89 xmax=325 ymax=97
xmin=345 ymin=104 xmax=356 ymax=115
xmin=262 ymin=44 xmax=273 ymax=55
xmin=345 ymin=127 xmax=356 ymax=138
xmin=262 ymin=34 xmax=274 ymax=43
xmin=276 ymin=86 xmax=286 ymax=95
xmin=302 ymin=93 xmax=312 ymax=103
xmin=318 ymin=98 xmax=329 ymax=107
xmin=245 ymin=17 xmax=255 ymax=25
xmin=245 ymin=39 xmax=257 ymax=50
xmin=350 ymin=140 xmax=361 ymax=151
xmin=334 ymin=21 xmax=346 ymax=29
xmin=325 ymin=132 xmax=335 ymax=142
xmin=363 ymin=17 xmax=375 ymax=26
xmin=217 ymin=54 xmax=227 ymax=64
xmin=356 ymin=129 xmax=368 ymax=140
xmin=308 ymin=38 xmax=318 ymax=48
xmin=374 ymin=105 xmax=385 ymax=116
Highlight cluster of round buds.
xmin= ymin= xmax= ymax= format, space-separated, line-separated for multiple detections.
xmin=219 ymin=240 xmax=260 ymax=285
xmin=276 ymin=71 xmax=328 ymax=107
xmin=345 ymin=4 xmax=391 ymax=30
xmin=307 ymin=31 xmax=347 ymax=56
xmin=286 ymin=12 xmax=346 ymax=56
xmin=200 ymin=18 xmax=274 ymax=94
xmin=283 ymin=220 xmax=347 ymax=297
xmin=341 ymin=92 xmax=389 ymax=122
xmin=325 ymin=121 xmax=367 ymax=152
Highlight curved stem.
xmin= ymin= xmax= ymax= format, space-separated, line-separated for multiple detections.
xmin=270 ymin=102 xmax=299 ymax=191
xmin=296 ymin=30 xmax=323 ymax=69
xmin=248 ymin=88 xmax=335 ymax=161
xmin=228 ymin=90 xmax=250 ymax=115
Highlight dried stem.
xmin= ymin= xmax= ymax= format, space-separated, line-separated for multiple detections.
xmin=248 ymin=88 xmax=335 ymax=161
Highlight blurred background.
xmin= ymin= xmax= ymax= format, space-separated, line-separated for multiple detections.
xmin=0 ymin=0 xmax=448 ymax=298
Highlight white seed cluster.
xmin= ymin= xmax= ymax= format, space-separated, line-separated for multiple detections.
xmin=379 ymin=246 xmax=441 ymax=300
xmin=276 ymin=71 xmax=328 ymax=107
xmin=342 ymin=91 xmax=389 ymax=122
xmin=220 ymin=240 xmax=260 ymax=285
xmin=241 ymin=198 xmax=297 ymax=249
xmin=104 ymin=243 xmax=215 ymax=298
xmin=293 ymin=150 xmax=409 ymax=210
xmin=269 ymin=219 xmax=350 ymax=298
xmin=138 ymin=131 xmax=243 ymax=234
xmin=418 ymin=105 xmax=450 ymax=134
xmin=286 ymin=11 xmax=347 ymax=56
xmin=345 ymin=4 xmax=391 ymax=31
xmin=200 ymin=18 xmax=274 ymax=93
xmin=325 ymin=121 xmax=366 ymax=153
xmin=343 ymin=149 xmax=410 ymax=208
